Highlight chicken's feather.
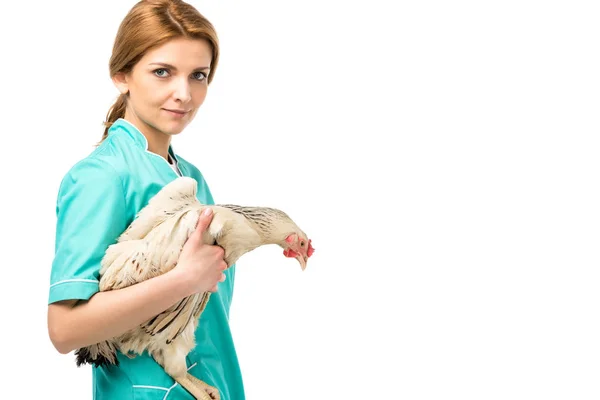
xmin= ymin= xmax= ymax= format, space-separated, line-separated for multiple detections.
xmin=119 ymin=176 xmax=200 ymax=242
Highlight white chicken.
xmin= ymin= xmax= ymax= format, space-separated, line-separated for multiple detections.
xmin=74 ymin=176 xmax=314 ymax=400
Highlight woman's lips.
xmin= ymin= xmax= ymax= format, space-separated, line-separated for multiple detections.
xmin=163 ymin=108 xmax=188 ymax=118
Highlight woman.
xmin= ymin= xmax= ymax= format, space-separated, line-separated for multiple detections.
xmin=47 ymin=1 xmax=245 ymax=399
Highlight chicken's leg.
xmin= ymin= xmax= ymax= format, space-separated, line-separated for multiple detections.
xmin=155 ymin=344 xmax=220 ymax=400
xmin=173 ymin=373 xmax=220 ymax=400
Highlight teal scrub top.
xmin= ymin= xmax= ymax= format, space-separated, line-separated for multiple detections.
xmin=48 ymin=118 xmax=245 ymax=400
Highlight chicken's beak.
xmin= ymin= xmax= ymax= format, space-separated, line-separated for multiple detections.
xmin=296 ymin=254 xmax=307 ymax=271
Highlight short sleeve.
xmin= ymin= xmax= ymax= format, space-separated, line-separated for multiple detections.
xmin=48 ymin=158 xmax=128 ymax=304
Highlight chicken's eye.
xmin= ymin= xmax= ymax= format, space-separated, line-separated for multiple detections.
xmin=300 ymin=241 xmax=305 ymax=247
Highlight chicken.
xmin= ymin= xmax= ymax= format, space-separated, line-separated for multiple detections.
xmin=74 ymin=176 xmax=314 ymax=400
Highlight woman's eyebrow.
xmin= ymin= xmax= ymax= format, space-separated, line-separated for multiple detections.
xmin=149 ymin=62 xmax=210 ymax=71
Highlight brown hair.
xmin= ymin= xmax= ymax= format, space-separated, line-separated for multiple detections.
xmin=100 ymin=0 xmax=219 ymax=142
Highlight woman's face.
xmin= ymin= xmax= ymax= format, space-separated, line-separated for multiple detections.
xmin=114 ymin=37 xmax=212 ymax=137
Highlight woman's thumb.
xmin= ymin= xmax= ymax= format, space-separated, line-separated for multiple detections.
xmin=195 ymin=207 xmax=213 ymax=234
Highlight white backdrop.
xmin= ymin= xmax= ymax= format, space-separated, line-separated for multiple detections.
xmin=0 ymin=0 xmax=599 ymax=398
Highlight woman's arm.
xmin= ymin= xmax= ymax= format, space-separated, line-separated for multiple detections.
xmin=47 ymin=208 xmax=227 ymax=354
xmin=48 ymin=268 xmax=190 ymax=354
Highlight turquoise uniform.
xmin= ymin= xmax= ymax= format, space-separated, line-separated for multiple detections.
xmin=48 ymin=118 xmax=245 ymax=399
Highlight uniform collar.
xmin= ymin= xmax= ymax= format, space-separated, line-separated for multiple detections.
xmin=108 ymin=118 xmax=180 ymax=164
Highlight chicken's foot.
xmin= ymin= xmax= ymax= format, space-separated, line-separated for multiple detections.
xmin=173 ymin=373 xmax=220 ymax=400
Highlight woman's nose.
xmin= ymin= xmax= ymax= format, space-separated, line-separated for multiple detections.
xmin=173 ymin=78 xmax=192 ymax=102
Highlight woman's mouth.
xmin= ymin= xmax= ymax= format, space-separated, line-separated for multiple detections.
xmin=163 ymin=108 xmax=189 ymax=118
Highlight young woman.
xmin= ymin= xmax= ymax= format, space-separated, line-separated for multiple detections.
xmin=47 ymin=1 xmax=245 ymax=398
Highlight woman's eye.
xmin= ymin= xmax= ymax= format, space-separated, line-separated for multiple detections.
xmin=153 ymin=68 xmax=169 ymax=77
xmin=193 ymin=71 xmax=207 ymax=81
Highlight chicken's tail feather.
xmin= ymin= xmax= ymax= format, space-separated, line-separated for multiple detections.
xmin=75 ymin=341 xmax=119 ymax=368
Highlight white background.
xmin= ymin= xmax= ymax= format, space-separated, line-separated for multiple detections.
xmin=0 ymin=0 xmax=599 ymax=398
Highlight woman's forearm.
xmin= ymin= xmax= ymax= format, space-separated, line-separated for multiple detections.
xmin=48 ymin=269 xmax=193 ymax=354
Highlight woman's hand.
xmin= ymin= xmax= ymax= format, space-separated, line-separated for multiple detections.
xmin=175 ymin=208 xmax=227 ymax=295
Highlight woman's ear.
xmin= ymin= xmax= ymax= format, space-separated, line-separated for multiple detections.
xmin=112 ymin=72 xmax=129 ymax=95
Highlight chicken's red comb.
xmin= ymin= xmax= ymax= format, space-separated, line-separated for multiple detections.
xmin=307 ymin=239 xmax=315 ymax=257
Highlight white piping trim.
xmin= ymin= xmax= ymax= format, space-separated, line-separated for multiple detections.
xmin=164 ymin=383 xmax=178 ymax=400
xmin=187 ymin=362 xmax=198 ymax=371
xmin=132 ymin=362 xmax=199 ymax=400
xmin=49 ymin=278 xmax=98 ymax=288
xmin=132 ymin=385 xmax=169 ymax=391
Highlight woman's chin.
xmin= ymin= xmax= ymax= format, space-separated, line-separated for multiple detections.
xmin=159 ymin=120 xmax=188 ymax=136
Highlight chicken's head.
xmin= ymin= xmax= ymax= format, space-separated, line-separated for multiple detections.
xmin=283 ymin=233 xmax=314 ymax=270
